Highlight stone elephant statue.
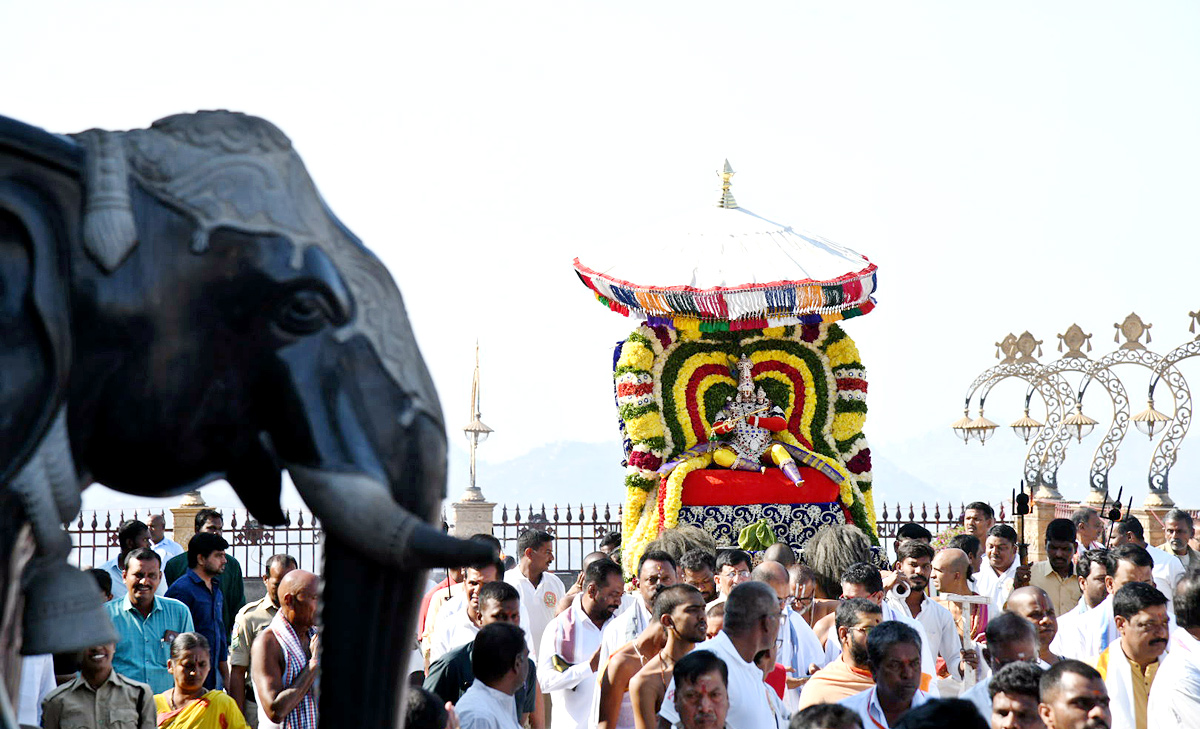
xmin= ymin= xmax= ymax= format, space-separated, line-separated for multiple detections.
xmin=0 ymin=111 xmax=492 ymax=728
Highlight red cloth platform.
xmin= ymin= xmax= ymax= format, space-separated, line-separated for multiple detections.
xmin=679 ymin=466 xmax=840 ymax=506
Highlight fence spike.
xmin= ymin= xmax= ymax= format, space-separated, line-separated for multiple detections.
xmin=881 ymin=503 xmax=889 ymax=521
xmin=920 ymin=503 xmax=928 ymax=521
xmin=932 ymin=502 xmax=941 ymax=521
xmin=552 ymin=504 xmax=559 ymax=521
xmin=591 ymin=504 xmax=598 ymax=520
xmin=603 ymin=504 xmax=611 ymax=521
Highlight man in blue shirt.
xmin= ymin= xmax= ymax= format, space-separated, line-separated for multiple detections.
xmin=166 ymin=532 xmax=231 ymax=691
xmin=105 ymin=548 xmax=195 ymax=694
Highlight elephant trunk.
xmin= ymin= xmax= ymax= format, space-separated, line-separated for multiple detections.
xmin=287 ymin=464 xmax=493 ymax=570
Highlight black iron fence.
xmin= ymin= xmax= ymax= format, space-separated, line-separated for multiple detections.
xmin=67 ymin=508 xmax=323 ymax=576
xmin=68 ymin=509 xmax=167 ymax=570
xmin=875 ymin=501 xmax=1008 ymax=559
xmin=70 ymin=499 xmax=1012 ymax=577
xmin=493 ymin=503 xmax=622 ymax=573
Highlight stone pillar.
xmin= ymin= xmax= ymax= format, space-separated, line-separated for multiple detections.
xmin=170 ymin=490 xmax=207 ymax=552
xmin=451 ymin=493 xmax=496 ymax=539
xmin=1133 ymin=508 xmax=1170 ymax=548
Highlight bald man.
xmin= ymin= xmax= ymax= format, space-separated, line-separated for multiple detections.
xmin=751 ymin=561 xmax=824 ymax=712
xmin=557 ymin=551 xmax=611 ymax=616
xmin=763 ymin=543 xmax=796 ymax=567
xmin=251 ymin=570 xmax=320 ymax=729
xmin=931 ymin=548 xmax=990 ymax=642
xmin=1006 ymin=586 xmax=1061 ymax=667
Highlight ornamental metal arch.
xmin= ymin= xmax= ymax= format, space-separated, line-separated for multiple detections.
xmin=961 ymin=335 xmax=1076 ymax=500
xmin=1042 ymin=352 xmax=1129 ymax=500
xmin=1088 ymin=348 xmax=1187 ymax=507
xmin=955 ymin=312 xmax=1197 ymax=507
xmin=1146 ymin=319 xmax=1200 ymax=502
xmin=975 ymin=366 xmax=1075 ymax=499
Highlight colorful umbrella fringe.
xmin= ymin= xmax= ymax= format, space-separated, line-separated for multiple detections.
xmin=575 ymin=261 xmax=878 ymax=329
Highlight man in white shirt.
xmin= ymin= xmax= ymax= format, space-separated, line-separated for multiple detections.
xmin=1005 ymin=586 xmax=1062 ymax=668
xmin=708 ymin=550 xmax=752 ymax=610
xmin=1055 ymin=544 xmax=1166 ymax=662
xmin=1110 ymin=516 xmax=1184 ymax=613
xmin=148 ymin=513 xmax=184 ymax=563
xmin=600 ymin=550 xmax=677 ymax=662
xmin=963 ymin=502 xmax=996 ymax=542
xmin=539 ymin=559 xmax=625 ymax=729
xmin=505 ymin=528 xmax=566 ymax=652
xmin=885 ymin=540 xmax=976 ymax=681
xmin=959 ymin=612 xmax=1041 ymax=722
xmin=838 ymin=621 xmax=931 ymax=728
xmin=811 ymin=563 xmax=939 ymax=695
xmin=1149 ymin=572 xmax=1200 ymax=723
xmin=974 ymin=524 xmax=1026 ymax=613
xmin=99 ymin=519 xmax=166 ymax=596
xmin=1071 ymin=506 xmax=1104 ymax=555
xmin=658 ymin=582 xmax=781 ymax=729
xmin=749 ymin=560 xmax=824 ymax=712
xmin=457 ymin=622 xmax=529 ymax=729
xmin=431 ymin=559 xmax=505 ymax=663
xmin=1092 ymin=582 xmax=1168 ymax=729
xmin=1051 ymin=548 xmax=1111 ymax=663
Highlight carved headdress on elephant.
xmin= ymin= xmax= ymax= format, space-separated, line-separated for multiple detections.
xmin=0 ymin=111 xmax=491 ymax=727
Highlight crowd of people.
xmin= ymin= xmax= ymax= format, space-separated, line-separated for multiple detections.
xmin=18 ymin=500 xmax=1200 ymax=729
xmin=18 ymin=508 xmax=320 ymax=729
xmin=405 ymin=502 xmax=1200 ymax=729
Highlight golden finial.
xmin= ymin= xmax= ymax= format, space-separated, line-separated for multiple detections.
xmin=717 ymin=159 xmax=738 ymax=209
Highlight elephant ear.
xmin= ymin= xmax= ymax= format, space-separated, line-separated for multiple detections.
xmin=0 ymin=117 xmax=78 ymax=491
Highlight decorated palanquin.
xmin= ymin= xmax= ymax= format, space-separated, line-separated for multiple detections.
xmin=610 ymin=323 xmax=877 ymax=574
xmin=572 ymin=162 xmax=880 ymax=575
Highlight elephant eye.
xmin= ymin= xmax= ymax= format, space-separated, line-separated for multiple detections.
xmin=276 ymin=290 xmax=330 ymax=335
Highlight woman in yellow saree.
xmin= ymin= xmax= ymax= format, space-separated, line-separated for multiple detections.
xmin=154 ymin=632 xmax=248 ymax=729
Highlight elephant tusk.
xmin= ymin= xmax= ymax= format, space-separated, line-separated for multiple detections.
xmin=287 ymin=464 xmax=494 ymax=570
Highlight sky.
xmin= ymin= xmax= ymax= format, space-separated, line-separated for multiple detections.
xmin=5 ymin=2 xmax=1200 ymax=513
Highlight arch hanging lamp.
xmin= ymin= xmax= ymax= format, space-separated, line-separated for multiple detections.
xmin=572 ymin=161 xmax=878 ymax=330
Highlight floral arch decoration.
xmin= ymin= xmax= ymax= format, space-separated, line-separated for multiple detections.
xmin=615 ymin=322 xmax=876 ymax=576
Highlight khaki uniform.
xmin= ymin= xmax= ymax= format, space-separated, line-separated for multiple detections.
xmin=1030 ymin=560 xmax=1083 ymax=617
xmin=230 ymin=595 xmax=279 ymax=727
xmin=41 ymin=670 xmax=155 ymax=729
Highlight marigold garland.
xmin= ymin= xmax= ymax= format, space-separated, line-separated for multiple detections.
xmin=661 ymin=453 xmax=710 ymax=530
xmin=622 ymin=485 xmax=661 ymax=576
xmin=832 ymin=412 xmax=867 ymax=442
